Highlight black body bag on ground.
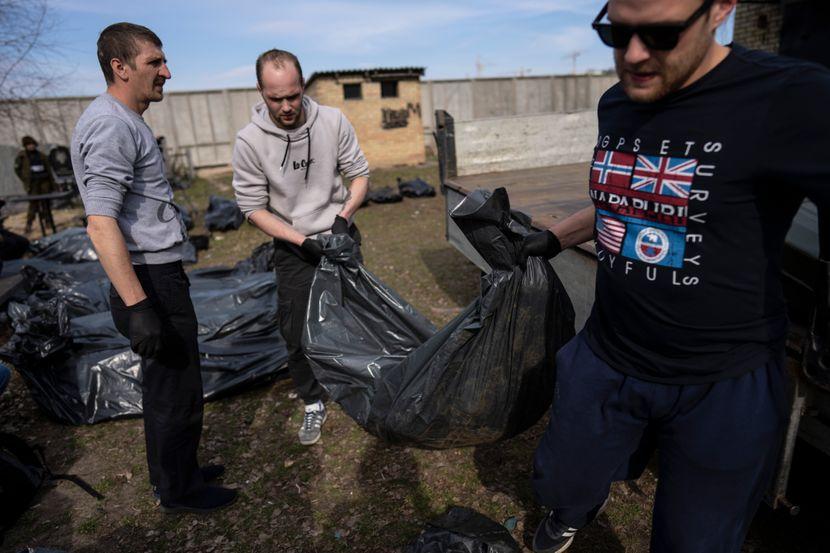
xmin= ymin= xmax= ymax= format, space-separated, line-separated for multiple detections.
xmin=204 ymin=195 xmax=244 ymax=231
xmin=304 ymin=187 xmax=575 ymax=448
xmin=0 ymin=433 xmax=102 ymax=543
xmin=397 ymin=177 xmax=436 ymax=198
xmin=0 ymin=242 xmax=288 ymax=424
xmin=404 ymin=506 xmax=520 ymax=553
xmin=367 ymin=186 xmax=403 ymax=204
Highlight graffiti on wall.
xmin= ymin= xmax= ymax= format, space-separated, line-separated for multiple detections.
xmin=381 ymin=102 xmax=421 ymax=129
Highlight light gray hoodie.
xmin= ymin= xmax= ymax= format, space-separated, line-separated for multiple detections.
xmin=232 ymin=96 xmax=369 ymax=237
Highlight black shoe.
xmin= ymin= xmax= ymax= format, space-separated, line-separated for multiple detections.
xmin=533 ymin=497 xmax=610 ymax=553
xmin=532 ymin=512 xmax=579 ymax=553
xmin=152 ymin=464 xmax=226 ymax=500
xmin=160 ymin=485 xmax=237 ymax=514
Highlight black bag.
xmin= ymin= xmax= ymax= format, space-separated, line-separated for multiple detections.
xmin=397 ymin=177 xmax=436 ymax=198
xmin=0 ymin=244 xmax=288 ymax=425
xmin=204 ymin=195 xmax=244 ymax=231
xmin=404 ymin=507 xmax=520 ymax=553
xmin=367 ymin=186 xmax=403 ymax=204
xmin=304 ymin=187 xmax=575 ymax=448
xmin=0 ymin=433 xmax=102 ymax=539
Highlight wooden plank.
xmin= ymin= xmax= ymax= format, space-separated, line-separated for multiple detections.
xmin=445 ymin=162 xmax=595 ymax=254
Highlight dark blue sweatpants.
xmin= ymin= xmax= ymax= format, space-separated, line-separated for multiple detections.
xmin=533 ymin=332 xmax=790 ymax=553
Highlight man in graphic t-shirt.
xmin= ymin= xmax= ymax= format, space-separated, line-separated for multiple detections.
xmin=520 ymin=1 xmax=830 ymax=552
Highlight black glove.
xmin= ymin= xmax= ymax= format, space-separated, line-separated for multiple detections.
xmin=301 ymin=238 xmax=324 ymax=262
xmin=127 ymin=298 xmax=164 ymax=358
xmin=518 ymin=230 xmax=562 ymax=267
xmin=332 ymin=215 xmax=350 ymax=235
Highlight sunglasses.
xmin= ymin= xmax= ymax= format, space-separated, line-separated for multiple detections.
xmin=592 ymin=0 xmax=715 ymax=51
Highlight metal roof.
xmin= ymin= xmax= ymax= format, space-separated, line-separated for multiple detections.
xmin=305 ymin=67 xmax=425 ymax=87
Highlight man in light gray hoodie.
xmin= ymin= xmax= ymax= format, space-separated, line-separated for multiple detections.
xmin=232 ymin=49 xmax=370 ymax=446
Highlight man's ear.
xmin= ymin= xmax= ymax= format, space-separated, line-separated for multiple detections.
xmin=710 ymin=0 xmax=737 ymax=30
xmin=110 ymin=57 xmax=129 ymax=83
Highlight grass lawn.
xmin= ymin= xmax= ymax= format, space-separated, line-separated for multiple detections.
xmin=0 ymin=161 xmax=825 ymax=552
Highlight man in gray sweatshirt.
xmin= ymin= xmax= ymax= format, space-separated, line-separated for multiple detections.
xmin=232 ymin=49 xmax=370 ymax=446
xmin=71 ymin=22 xmax=236 ymax=513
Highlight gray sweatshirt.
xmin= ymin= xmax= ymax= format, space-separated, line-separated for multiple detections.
xmin=71 ymin=93 xmax=185 ymax=264
xmin=232 ymin=96 xmax=369 ymax=237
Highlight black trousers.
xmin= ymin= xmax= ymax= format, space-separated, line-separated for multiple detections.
xmin=273 ymin=226 xmax=362 ymax=405
xmin=110 ymin=261 xmax=205 ymax=503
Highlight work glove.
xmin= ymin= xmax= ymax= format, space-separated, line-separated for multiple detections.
xmin=518 ymin=229 xmax=562 ymax=267
xmin=301 ymin=238 xmax=324 ymax=263
xmin=331 ymin=215 xmax=350 ymax=235
xmin=127 ymin=298 xmax=164 ymax=358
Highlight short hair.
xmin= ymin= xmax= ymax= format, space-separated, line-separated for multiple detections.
xmin=255 ymin=49 xmax=303 ymax=88
xmin=21 ymin=135 xmax=37 ymax=147
xmin=97 ymin=22 xmax=162 ymax=85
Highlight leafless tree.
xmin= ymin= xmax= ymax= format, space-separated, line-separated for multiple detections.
xmin=0 ymin=0 xmax=60 ymax=119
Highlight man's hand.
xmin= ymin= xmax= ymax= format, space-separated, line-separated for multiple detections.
xmin=127 ymin=298 xmax=164 ymax=357
xmin=302 ymin=238 xmax=324 ymax=262
xmin=518 ymin=230 xmax=562 ymax=267
xmin=332 ymin=215 xmax=349 ymax=235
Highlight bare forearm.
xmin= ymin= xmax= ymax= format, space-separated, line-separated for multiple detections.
xmin=339 ymin=176 xmax=369 ymax=219
xmin=86 ymin=215 xmax=146 ymax=306
xmin=248 ymin=209 xmax=307 ymax=246
xmin=550 ymin=206 xmax=595 ymax=249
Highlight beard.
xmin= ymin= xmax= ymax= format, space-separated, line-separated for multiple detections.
xmin=615 ymin=33 xmax=711 ymax=103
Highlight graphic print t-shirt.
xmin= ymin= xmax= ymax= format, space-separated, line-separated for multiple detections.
xmin=583 ymin=45 xmax=830 ymax=384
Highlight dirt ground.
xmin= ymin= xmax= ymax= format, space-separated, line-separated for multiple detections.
xmin=1 ymin=162 xmax=828 ymax=552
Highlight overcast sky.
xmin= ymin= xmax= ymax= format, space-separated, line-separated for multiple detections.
xmin=46 ymin=0 xmax=617 ymax=96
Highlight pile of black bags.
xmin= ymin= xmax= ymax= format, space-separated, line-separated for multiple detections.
xmin=0 ymin=236 xmax=287 ymax=425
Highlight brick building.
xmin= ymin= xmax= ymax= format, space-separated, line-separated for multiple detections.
xmin=734 ymin=0 xmax=827 ymax=63
xmin=304 ymin=67 xmax=426 ymax=169
xmin=734 ymin=1 xmax=785 ymax=51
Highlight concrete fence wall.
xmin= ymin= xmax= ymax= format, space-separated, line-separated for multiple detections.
xmin=420 ymin=74 xmax=616 ymax=143
xmin=0 ymin=73 xmax=615 ymax=195
xmin=454 ymin=110 xmax=598 ymax=177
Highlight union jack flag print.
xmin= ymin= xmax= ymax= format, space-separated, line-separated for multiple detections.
xmin=596 ymin=212 xmax=626 ymax=254
xmin=630 ymin=155 xmax=698 ymax=198
xmin=591 ymin=150 xmax=636 ymax=187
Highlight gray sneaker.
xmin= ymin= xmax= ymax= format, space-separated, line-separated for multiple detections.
xmin=298 ymin=405 xmax=327 ymax=445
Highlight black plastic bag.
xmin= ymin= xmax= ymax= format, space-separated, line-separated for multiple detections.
xmin=404 ymin=507 xmax=520 ymax=553
xmin=304 ymin=187 xmax=575 ymax=448
xmin=367 ymin=186 xmax=403 ymax=204
xmin=0 ymin=247 xmax=288 ymax=425
xmin=28 ymin=228 xmax=97 ymax=263
xmin=398 ymin=177 xmax=436 ymax=198
xmin=0 ymin=229 xmax=29 ymax=261
xmin=204 ymin=195 xmax=244 ymax=231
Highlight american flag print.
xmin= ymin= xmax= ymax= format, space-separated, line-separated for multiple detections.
xmin=630 ymin=155 xmax=698 ymax=198
xmin=591 ymin=150 xmax=636 ymax=188
xmin=596 ymin=211 xmax=626 ymax=254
